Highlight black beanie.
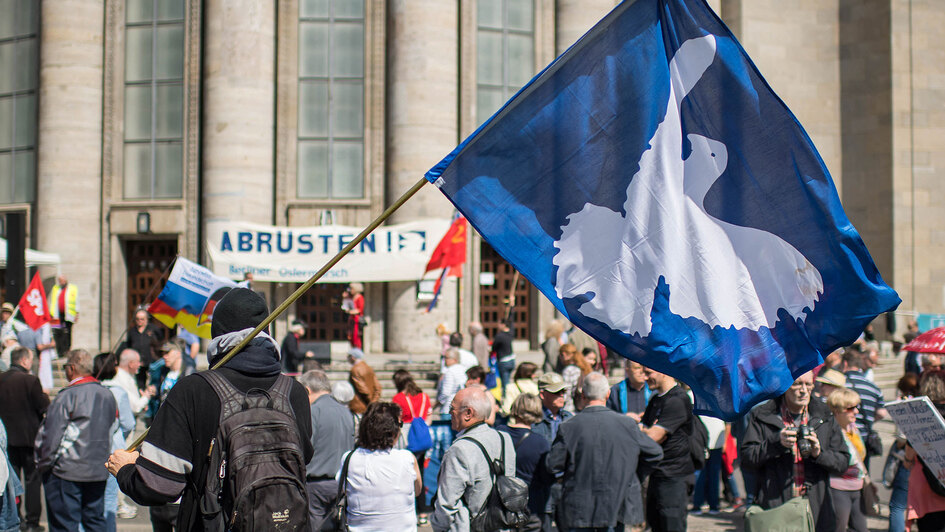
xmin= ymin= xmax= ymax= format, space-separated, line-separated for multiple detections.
xmin=211 ymin=288 xmax=270 ymax=339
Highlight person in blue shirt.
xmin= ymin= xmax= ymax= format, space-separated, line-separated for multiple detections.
xmin=607 ymin=359 xmax=652 ymax=421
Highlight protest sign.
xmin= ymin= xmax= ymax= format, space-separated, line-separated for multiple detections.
xmin=886 ymin=396 xmax=945 ymax=484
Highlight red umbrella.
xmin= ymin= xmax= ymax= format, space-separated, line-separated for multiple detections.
xmin=903 ymin=326 xmax=945 ymax=353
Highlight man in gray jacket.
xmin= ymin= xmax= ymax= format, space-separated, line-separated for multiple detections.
xmin=547 ymin=372 xmax=664 ymax=530
xmin=35 ymin=349 xmax=117 ymax=532
xmin=431 ymin=386 xmax=516 ymax=532
xmin=300 ymin=368 xmax=354 ymax=530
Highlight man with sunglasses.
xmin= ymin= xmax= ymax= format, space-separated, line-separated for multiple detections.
xmin=740 ymin=371 xmax=850 ymax=531
xmin=531 ymin=372 xmax=573 ymax=531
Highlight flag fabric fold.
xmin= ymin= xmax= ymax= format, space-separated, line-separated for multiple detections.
xmin=148 ymin=257 xmax=237 ymax=339
xmin=425 ymin=0 xmax=900 ymax=419
xmin=423 ymin=216 xmax=468 ymax=312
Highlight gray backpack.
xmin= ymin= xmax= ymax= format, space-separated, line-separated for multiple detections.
xmin=461 ymin=435 xmax=530 ymax=532
xmin=198 ymin=371 xmax=308 ymax=531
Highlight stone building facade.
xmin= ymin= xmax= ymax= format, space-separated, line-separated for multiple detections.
xmin=0 ymin=0 xmax=938 ymax=354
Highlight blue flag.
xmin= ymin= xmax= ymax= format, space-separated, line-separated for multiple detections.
xmin=425 ymin=0 xmax=900 ymax=419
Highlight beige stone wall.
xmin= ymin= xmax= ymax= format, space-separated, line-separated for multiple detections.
xmin=891 ymin=0 xmax=945 ymax=317
xmin=838 ymin=1 xmax=893 ymax=289
xmin=35 ymin=0 xmax=104 ymax=351
xmin=385 ymin=0 xmax=460 ymax=352
xmin=720 ymin=0 xmax=843 ymax=192
xmin=201 ymin=0 xmax=275 ymax=226
xmin=554 ymin=0 xmax=619 ymax=54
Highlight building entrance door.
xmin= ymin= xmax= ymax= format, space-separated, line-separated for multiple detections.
xmin=295 ymin=283 xmax=349 ymax=342
xmin=125 ymin=239 xmax=178 ymax=324
xmin=479 ymin=243 xmax=530 ymax=341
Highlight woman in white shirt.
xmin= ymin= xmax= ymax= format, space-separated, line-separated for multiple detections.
xmin=341 ymin=402 xmax=422 ymax=531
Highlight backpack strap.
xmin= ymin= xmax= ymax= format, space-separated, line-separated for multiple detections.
xmin=268 ymin=374 xmax=296 ymax=417
xmin=406 ymin=395 xmax=417 ymax=419
xmin=460 ymin=434 xmax=505 ymax=477
xmin=197 ymin=369 xmax=244 ymax=419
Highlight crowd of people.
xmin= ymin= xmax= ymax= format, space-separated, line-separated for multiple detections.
xmin=1 ymin=283 xmax=945 ymax=532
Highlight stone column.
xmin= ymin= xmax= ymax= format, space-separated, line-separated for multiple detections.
xmin=555 ymin=0 xmax=619 ymax=54
xmin=720 ymin=0 xmax=842 ymax=192
xmin=385 ymin=0 xmax=459 ymax=353
xmin=202 ymin=0 xmax=275 ymax=226
xmin=36 ymin=0 xmax=105 ymax=351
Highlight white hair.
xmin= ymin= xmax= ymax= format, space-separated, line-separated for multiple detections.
xmin=332 ymin=381 xmax=355 ymax=404
xmin=444 ymin=347 xmax=459 ymax=362
xmin=582 ymin=372 xmax=610 ymax=401
xmin=459 ymin=387 xmax=493 ymax=420
xmin=118 ymin=348 xmax=140 ymax=367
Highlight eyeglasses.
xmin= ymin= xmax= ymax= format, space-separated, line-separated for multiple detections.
xmin=845 ymin=405 xmax=860 ymax=412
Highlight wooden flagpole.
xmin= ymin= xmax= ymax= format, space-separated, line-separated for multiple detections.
xmin=127 ymin=177 xmax=429 ymax=451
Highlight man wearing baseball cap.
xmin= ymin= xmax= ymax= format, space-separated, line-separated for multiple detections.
xmin=531 ymin=372 xmax=573 ymax=531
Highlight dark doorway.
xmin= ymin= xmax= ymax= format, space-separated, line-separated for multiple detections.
xmin=125 ymin=239 xmax=178 ymax=324
xmin=295 ymin=283 xmax=349 ymax=342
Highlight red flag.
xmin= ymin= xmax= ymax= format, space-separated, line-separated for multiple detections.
xmin=18 ymin=272 xmax=51 ymax=330
xmin=425 ymin=217 xmax=467 ymax=274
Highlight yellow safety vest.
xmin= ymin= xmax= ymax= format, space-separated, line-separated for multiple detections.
xmin=48 ymin=283 xmax=79 ymax=323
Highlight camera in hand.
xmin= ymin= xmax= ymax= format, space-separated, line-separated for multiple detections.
xmin=796 ymin=424 xmax=812 ymax=458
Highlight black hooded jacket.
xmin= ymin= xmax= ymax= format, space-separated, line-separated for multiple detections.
xmin=117 ymin=338 xmax=313 ymax=531
xmin=739 ymin=396 xmax=849 ymax=532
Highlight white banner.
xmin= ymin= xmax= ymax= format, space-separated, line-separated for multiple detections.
xmin=206 ymin=219 xmax=453 ymax=283
xmin=886 ymin=396 xmax=945 ymax=485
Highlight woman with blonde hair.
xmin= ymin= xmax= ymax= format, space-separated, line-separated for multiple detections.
xmin=497 ymin=393 xmax=550 ymax=531
xmin=826 ymin=387 xmax=868 ymax=532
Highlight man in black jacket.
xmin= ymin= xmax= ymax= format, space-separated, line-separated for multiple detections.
xmin=0 ymin=347 xmax=49 ymax=532
xmin=547 ymin=372 xmax=663 ymax=530
xmin=739 ymin=371 xmax=850 ymax=531
xmin=107 ymin=288 xmax=314 ymax=531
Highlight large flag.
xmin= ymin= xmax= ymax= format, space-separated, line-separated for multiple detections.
xmin=148 ymin=257 xmax=237 ymax=339
xmin=18 ymin=272 xmax=50 ymax=330
xmin=425 ymin=0 xmax=900 ymax=419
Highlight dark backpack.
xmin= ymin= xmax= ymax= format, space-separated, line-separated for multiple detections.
xmin=461 ymin=434 xmax=529 ymax=532
xmin=689 ymin=414 xmax=709 ymax=470
xmin=198 ymin=371 xmax=309 ymax=531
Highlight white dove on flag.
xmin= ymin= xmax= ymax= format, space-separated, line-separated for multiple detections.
xmin=552 ymin=35 xmax=824 ymax=336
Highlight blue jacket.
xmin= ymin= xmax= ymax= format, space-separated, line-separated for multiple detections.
xmin=531 ymin=407 xmax=574 ymax=445
xmin=0 ymin=421 xmax=23 ymax=532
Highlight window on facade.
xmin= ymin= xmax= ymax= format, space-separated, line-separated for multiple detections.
xmin=298 ymin=0 xmax=365 ymax=199
xmin=124 ymin=0 xmax=185 ymax=200
xmin=477 ymin=0 xmax=534 ymax=122
xmin=0 ymin=0 xmax=38 ymax=204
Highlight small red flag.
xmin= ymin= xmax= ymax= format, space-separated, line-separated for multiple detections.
xmin=425 ymin=217 xmax=467 ymax=274
xmin=18 ymin=272 xmax=51 ymax=330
